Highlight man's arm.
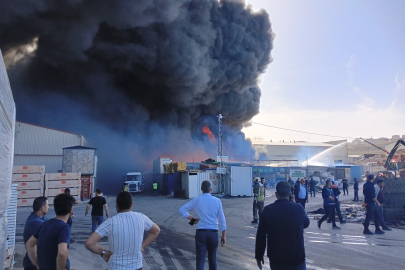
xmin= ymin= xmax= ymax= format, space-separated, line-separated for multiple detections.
xmin=217 ymin=200 xmax=227 ymax=246
xmin=85 ymin=223 xmax=113 ymax=262
xmin=179 ymin=199 xmax=195 ymax=219
xmin=57 ymin=243 xmax=69 ymax=270
xmin=26 ymin=236 xmax=39 ymax=268
xmin=85 ymin=204 xmax=91 ymax=216
xmin=142 ymin=223 xmax=160 ymax=252
xmin=255 ymin=209 xmax=268 ymax=268
xmin=104 ymin=204 xmax=109 ymax=217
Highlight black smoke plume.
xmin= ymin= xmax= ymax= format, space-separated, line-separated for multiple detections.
xmin=1 ymin=0 xmax=274 ymax=194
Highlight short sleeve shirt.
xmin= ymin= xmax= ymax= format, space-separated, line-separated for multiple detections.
xmin=23 ymin=213 xmax=47 ymax=268
xmin=34 ymin=218 xmax=71 ymax=270
xmin=89 ymin=196 xmax=107 ymax=216
xmin=96 ymin=212 xmax=153 ymax=270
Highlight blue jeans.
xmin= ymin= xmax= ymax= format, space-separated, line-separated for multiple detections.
xmin=310 ymin=187 xmax=316 ymax=197
xmin=270 ymin=261 xmax=306 ymax=270
xmin=195 ymin=230 xmax=218 ymax=270
xmin=92 ymin=216 xmax=104 ymax=232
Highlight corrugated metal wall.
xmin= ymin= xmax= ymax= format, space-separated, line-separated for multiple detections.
xmin=14 ymin=122 xmax=86 ymax=173
xmin=15 ymin=122 xmax=83 ymax=155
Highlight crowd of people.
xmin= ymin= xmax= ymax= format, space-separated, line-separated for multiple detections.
xmin=20 ymin=172 xmax=392 ymax=270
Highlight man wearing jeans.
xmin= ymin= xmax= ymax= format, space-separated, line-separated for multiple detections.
xmin=374 ymin=179 xmax=392 ymax=231
xmin=86 ymin=189 xmax=109 ymax=232
xmin=179 ymin=180 xmax=227 ymax=270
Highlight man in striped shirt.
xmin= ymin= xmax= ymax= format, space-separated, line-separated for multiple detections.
xmin=179 ymin=180 xmax=227 ymax=270
xmin=85 ymin=192 xmax=160 ymax=270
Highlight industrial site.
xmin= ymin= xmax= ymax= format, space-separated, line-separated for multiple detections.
xmin=1 ymin=1 xmax=405 ymax=270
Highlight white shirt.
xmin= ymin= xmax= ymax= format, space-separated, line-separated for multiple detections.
xmin=298 ymin=184 xmax=307 ymax=199
xmin=96 ymin=212 xmax=153 ymax=270
xmin=179 ymin=193 xmax=227 ymax=231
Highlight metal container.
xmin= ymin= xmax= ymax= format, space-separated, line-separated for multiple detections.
xmin=224 ymin=166 xmax=253 ymax=197
xmin=153 ymin=157 xmax=172 ymax=174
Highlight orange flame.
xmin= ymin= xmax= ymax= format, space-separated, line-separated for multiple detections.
xmin=202 ymin=124 xmax=215 ymax=142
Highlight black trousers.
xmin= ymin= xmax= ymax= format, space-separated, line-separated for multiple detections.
xmin=296 ymin=198 xmax=306 ymax=209
xmin=364 ymin=203 xmax=381 ymax=231
xmin=319 ymin=205 xmax=336 ymax=226
xmin=343 ymin=186 xmax=349 ymax=195
xmin=353 ymin=190 xmax=359 ymax=201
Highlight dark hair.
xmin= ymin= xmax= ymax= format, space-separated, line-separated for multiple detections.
xmin=260 ymin=177 xmax=264 ymax=180
xmin=202 ymin=180 xmax=212 ymax=193
xmin=367 ymin=174 xmax=374 ymax=181
xmin=96 ymin=189 xmax=102 ymax=194
xmin=377 ymin=179 xmax=384 ymax=184
xmin=325 ymin=180 xmax=331 ymax=186
xmin=276 ymin=181 xmax=291 ymax=198
xmin=33 ymin=196 xmax=48 ymax=212
xmin=53 ymin=193 xmax=75 ymax=216
xmin=64 ymin=188 xmax=70 ymax=193
xmin=116 ymin=191 xmax=132 ymax=210
xmin=354 ymin=178 xmax=357 ymax=180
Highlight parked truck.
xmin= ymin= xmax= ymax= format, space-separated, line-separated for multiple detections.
xmin=123 ymin=172 xmax=144 ymax=193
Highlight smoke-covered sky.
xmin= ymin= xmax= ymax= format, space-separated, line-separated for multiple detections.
xmin=1 ymin=0 xmax=274 ymax=193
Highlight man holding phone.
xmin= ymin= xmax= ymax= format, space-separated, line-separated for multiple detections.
xmin=179 ymin=180 xmax=227 ymax=270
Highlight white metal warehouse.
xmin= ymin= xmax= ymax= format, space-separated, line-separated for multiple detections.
xmin=14 ymin=121 xmax=87 ymax=173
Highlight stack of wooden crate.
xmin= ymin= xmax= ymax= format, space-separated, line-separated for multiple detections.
xmin=12 ymin=166 xmax=45 ymax=207
xmin=45 ymin=173 xmax=81 ymax=204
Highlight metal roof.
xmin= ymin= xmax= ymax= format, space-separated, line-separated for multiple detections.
xmin=252 ymin=141 xmax=332 ymax=147
xmin=63 ymin=145 xmax=97 ymax=150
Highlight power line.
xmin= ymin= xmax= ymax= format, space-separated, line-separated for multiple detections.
xmin=224 ymin=116 xmax=358 ymax=140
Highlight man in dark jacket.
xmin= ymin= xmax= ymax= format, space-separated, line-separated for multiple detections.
xmin=330 ymin=181 xmax=345 ymax=224
xmin=287 ymin=177 xmax=295 ymax=196
xmin=255 ymin=181 xmax=309 ymax=270
xmin=317 ymin=180 xmax=340 ymax=230
xmin=363 ymin=174 xmax=384 ymax=235
xmin=353 ymin=178 xmax=359 ymax=201
xmin=309 ymin=178 xmax=317 ymax=197
xmin=294 ymin=178 xmax=308 ymax=209
xmin=342 ymin=178 xmax=349 ymax=195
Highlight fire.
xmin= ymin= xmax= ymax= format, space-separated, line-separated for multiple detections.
xmin=202 ymin=124 xmax=215 ymax=142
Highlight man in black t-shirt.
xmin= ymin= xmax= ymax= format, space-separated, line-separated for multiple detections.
xmin=342 ymin=178 xmax=349 ymax=195
xmin=86 ymin=189 xmax=109 ymax=232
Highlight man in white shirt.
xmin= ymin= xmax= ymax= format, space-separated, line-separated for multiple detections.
xmin=179 ymin=180 xmax=227 ymax=270
xmin=85 ymin=192 xmax=160 ymax=270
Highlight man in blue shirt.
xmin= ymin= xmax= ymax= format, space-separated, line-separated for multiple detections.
xmin=363 ymin=174 xmax=384 ymax=235
xmin=23 ymin=197 xmax=49 ymax=270
xmin=317 ymin=180 xmax=340 ymax=230
xmin=179 ymin=180 xmax=227 ymax=270
xmin=294 ymin=178 xmax=308 ymax=209
xmin=26 ymin=193 xmax=76 ymax=270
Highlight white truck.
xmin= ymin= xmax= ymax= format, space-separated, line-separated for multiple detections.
xmin=124 ymin=172 xmax=144 ymax=193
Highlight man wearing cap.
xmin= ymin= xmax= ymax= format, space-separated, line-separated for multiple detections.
xmin=374 ymin=179 xmax=392 ymax=231
xmin=363 ymin=174 xmax=385 ymax=235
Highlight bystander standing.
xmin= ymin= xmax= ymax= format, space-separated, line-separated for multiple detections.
xmin=179 ymin=180 xmax=227 ymax=270
xmin=23 ymin=197 xmax=49 ymax=270
xmin=26 ymin=193 xmax=75 ymax=270
xmin=309 ymin=178 xmax=317 ymax=197
xmin=255 ymin=181 xmax=309 ymax=270
xmin=353 ymin=178 xmax=359 ymax=201
xmin=342 ymin=178 xmax=349 ymax=195
xmin=374 ymin=179 xmax=392 ymax=231
xmin=363 ymin=174 xmax=384 ymax=235
xmin=85 ymin=191 xmax=160 ymax=270
xmin=294 ymin=178 xmax=308 ymax=209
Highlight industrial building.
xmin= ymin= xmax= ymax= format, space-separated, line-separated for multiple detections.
xmin=14 ymin=121 xmax=88 ymax=172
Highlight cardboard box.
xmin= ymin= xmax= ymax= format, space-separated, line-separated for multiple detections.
xmin=46 ymin=173 xmax=81 ymax=181
xmin=17 ymin=189 xmax=43 ymax=199
xmin=15 ymin=181 xmax=43 ymax=190
xmin=12 ymin=174 xmax=44 ymax=182
xmin=17 ymin=198 xmax=35 ymax=207
xmin=46 ymin=179 xmax=80 ymax=189
xmin=13 ymin=166 xmax=45 ymax=174
xmin=46 ymin=188 xmax=80 ymax=197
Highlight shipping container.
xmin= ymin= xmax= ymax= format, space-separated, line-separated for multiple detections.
xmin=224 ymin=166 xmax=253 ymax=196
xmin=13 ymin=165 xmax=45 ymax=174
xmin=15 ymin=181 xmax=43 ymax=190
xmin=153 ymin=157 xmax=172 ymax=175
xmin=335 ymin=165 xmax=362 ymax=182
xmin=162 ymin=172 xmax=182 ymax=196
xmin=12 ymin=173 xmax=44 ymax=182
xmin=81 ymin=183 xmax=93 ymax=201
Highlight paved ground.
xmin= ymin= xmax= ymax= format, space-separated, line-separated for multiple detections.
xmin=11 ymin=185 xmax=405 ymax=270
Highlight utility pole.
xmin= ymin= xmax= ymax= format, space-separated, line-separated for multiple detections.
xmin=217 ymin=114 xmax=224 ymax=194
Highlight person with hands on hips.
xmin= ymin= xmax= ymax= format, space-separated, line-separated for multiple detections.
xmin=179 ymin=180 xmax=227 ymax=270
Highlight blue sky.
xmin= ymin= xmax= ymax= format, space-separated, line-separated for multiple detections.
xmin=242 ymin=0 xmax=405 ymax=142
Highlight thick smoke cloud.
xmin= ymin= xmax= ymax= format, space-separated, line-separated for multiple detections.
xmin=1 ymin=0 xmax=274 ymax=194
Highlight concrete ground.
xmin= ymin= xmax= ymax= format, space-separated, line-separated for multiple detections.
xmin=11 ymin=185 xmax=405 ymax=270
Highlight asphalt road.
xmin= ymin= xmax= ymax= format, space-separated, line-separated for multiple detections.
xmin=11 ymin=185 xmax=405 ymax=270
